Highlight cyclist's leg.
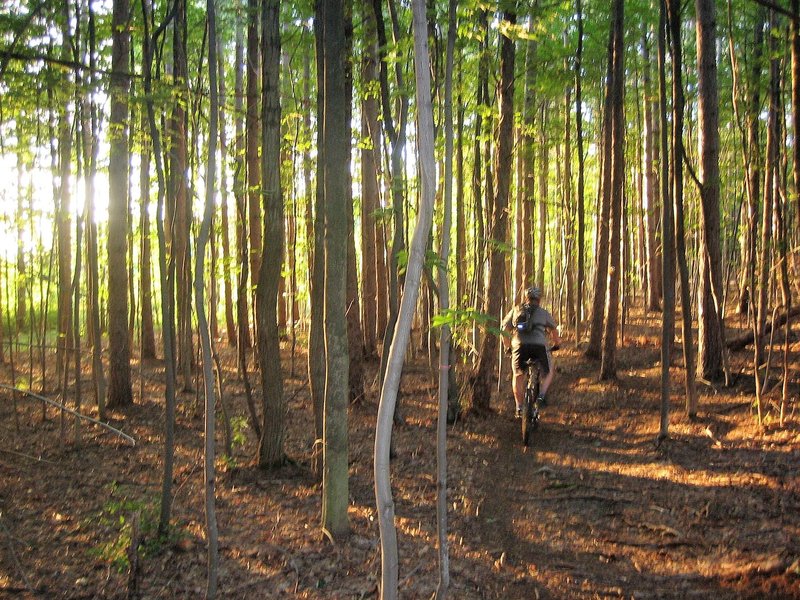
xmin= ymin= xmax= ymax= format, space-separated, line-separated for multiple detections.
xmin=531 ymin=345 xmax=553 ymax=400
xmin=511 ymin=346 xmax=526 ymax=411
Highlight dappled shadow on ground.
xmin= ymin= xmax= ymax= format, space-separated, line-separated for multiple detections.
xmin=0 ymin=316 xmax=798 ymax=598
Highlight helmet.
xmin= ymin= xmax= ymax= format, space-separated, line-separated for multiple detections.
xmin=526 ymin=286 xmax=542 ymax=301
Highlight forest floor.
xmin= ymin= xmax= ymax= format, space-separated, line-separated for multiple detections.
xmin=1 ymin=310 xmax=799 ymax=599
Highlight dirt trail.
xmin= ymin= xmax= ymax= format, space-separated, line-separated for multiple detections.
xmin=460 ymin=346 xmax=800 ymax=599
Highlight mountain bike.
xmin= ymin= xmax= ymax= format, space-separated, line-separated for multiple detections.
xmin=520 ymin=345 xmax=558 ymax=447
xmin=521 ymin=358 xmax=541 ymax=447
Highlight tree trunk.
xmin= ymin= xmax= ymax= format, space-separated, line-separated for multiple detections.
xmin=657 ymin=0 xmax=674 ymax=440
xmin=467 ymin=7 xmax=516 ymax=414
xmin=755 ymin=12 xmax=780 ymax=423
xmin=256 ymin=0 xmax=286 ymax=469
xmin=642 ymin=29 xmax=661 ymax=312
xmin=793 ymin=0 xmax=800 ymax=238
xmin=107 ymin=0 xmax=132 ymax=408
xmin=218 ymin=37 xmax=237 ymax=347
xmin=522 ymin=17 xmax=537 ymax=288
xmin=695 ymin=0 xmax=727 ymax=383
xmin=246 ymin=0 xmax=261 ymax=344
xmin=668 ymin=0 xmax=698 ymax=416
xmin=376 ymin=1 xmax=438 ymax=594
xmin=321 ymin=0 xmax=350 ymax=538
xmin=171 ymin=0 xmax=193 ymax=392
xmin=234 ymin=0 xmax=250 ymax=351
xmin=199 ymin=4 xmax=220 ymax=595
xmin=361 ymin=0 xmax=380 ymax=358
xmin=600 ymin=0 xmax=625 ymax=381
xmin=586 ymin=17 xmax=616 ymax=360
xmin=82 ymin=6 xmax=107 ymax=417
xmin=139 ymin=113 xmax=157 ymax=360
xmin=575 ymin=0 xmax=585 ymax=345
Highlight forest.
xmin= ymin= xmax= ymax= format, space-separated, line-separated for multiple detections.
xmin=0 ymin=0 xmax=799 ymax=597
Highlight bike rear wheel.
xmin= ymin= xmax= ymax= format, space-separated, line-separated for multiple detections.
xmin=521 ymin=390 xmax=534 ymax=446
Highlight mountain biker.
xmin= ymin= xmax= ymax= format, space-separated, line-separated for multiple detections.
xmin=501 ymin=286 xmax=561 ymax=418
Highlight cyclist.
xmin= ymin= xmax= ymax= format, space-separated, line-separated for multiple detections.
xmin=501 ymin=286 xmax=561 ymax=418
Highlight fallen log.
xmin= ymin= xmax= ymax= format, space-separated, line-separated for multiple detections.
xmin=727 ymin=306 xmax=800 ymax=351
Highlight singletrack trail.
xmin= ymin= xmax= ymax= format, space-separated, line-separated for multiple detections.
xmin=459 ymin=345 xmax=800 ymax=599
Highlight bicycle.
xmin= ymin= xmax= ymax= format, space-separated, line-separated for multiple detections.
xmin=521 ymin=358 xmax=541 ymax=447
xmin=520 ymin=345 xmax=558 ymax=447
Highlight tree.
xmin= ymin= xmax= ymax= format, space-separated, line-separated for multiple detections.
xmin=694 ymin=0 xmax=727 ymax=383
xmin=320 ymin=0 xmax=350 ymax=538
xmin=107 ymin=0 xmax=132 ymax=408
xmin=467 ymin=5 xmax=516 ymax=413
xmin=256 ymin=0 xmax=286 ymax=468
xmin=599 ymin=0 xmax=625 ymax=381
xmin=375 ymin=0 xmax=438 ymax=595
xmin=198 ymin=2 xmax=221 ymax=594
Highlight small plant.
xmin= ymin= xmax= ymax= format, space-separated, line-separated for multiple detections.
xmin=89 ymin=486 xmax=180 ymax=572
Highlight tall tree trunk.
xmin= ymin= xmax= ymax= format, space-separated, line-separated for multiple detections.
xmin=586 ymin=16 xmax=617 ymax=360
xmin=321 ymin=0 xmax=350 ymax=538
xmin=793 ymin=0 xmax=800 ymax=238
xmin=522 ymin=16 xmax=537 ymax=287
xmin=56 ymin=2 xmax=73 ymax=397
xmin=218 ymin=37 xmax=237 ymax=347
xmin=600 ymin=0 xmax=625 ymax=381
xmin=575 ymin=0 xmax=585 ymax=345
xmin=256 ymin=0 xmax=286 ymax=468
xmin=736 ymin=11 xmax=765 ymax=315
xmin=107 ymin=0 xmax=132 ymax=408
xmin=171 ymin=0 xmax=193 ymax=391
xmin=361 ymin=0 xmax=380 ymax=358
xmin=695 ymin=0 xmax=727 ymax=383
xmin=234 ymin=1 xmax=249 ymax=350
xmin=246 ymin=0 xmax=261 ymax=344
xmin=755 ymin=11 xmax=780 ymax=423
xmin=376 ymin=1 xmax=438 ymax=594
xmin=343 ymin=3 xmax=365 ymax=404
xmin=374 ymin=0 xmax=409 ymax=389
xmin=657 ymin=0 xmax=674 ymax=440
xmin=467 ymin=7 xmax=516 ymax=413
xmin=668 ymin=0 xmax=698 ymax=416
xmin=536 ymin=109 xmax=547 ymax=292
xmin=310 ymin=8 xmax=326 ymax=477
xmin=140 ymin=112 xmax=157 ymax=360
xmin=199 ymin=4 xmax=220 ymax=595
xmin=82 ymin=3 xmax=106 ymax=417
xmin=642 ymin=29 xmax=661 ymax=312
xmin=435 ymin=4 xmax=456 ymax=594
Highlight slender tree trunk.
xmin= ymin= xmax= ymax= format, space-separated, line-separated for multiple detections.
xmin=642 ymin=29 xmax=661 ymax=312
xmin=218 ymin=38 xmax=237 ymax=347
xmin=575 ymin=0 xmax=585 ymax=345
xmin=536 ymin=110 xmax=547 ymax=292
xmin=321 ymin=0 xmax=350 ymax=538
xmin=376 ymin=1 xmax=438 ymax=594
xmin=737 ymin=12 xmax=765 ymax=315
xmin=522 ymin=16 xmax=537 ymax=287
xmin=657 ymin=0 xmax=674 ymax=440
xmin=467 ymin=7 xmax=516 ymax=413
xmin=199 ymin=4 xmax=220 ymax=596
xmin=256 ymin=0 xmax=286 ymax=468
xmin=668 ymin=0 xmax=698 ymax=416
xmin=600 ymin=0 xmax=625 ymax=381
xmin=695 ymin=0 xmax=727 ymax=383
xmin=246 ymin=0 xmax=261 ymax=343
xmin=140 ymin=113 xmax=157 ymax=360
xmin=793 ymin=0 xmax=800 ymax=238
xmin=171 ymin=0 xmax=193 ymax=392
xmin=435 ymin=2 xmax=456 ymax=594
xmin=586 ymin=18 xmax=616 ymax=360
xmin=107 ymin=0 xmax=132 ymax=408
xmin=755 ymin=12 xmax=780 ymax=424
xmin=361 ymin=0 xmax=380 ymax=358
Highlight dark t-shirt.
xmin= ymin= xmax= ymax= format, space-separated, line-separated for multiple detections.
xmin=502 ymin=303 xmax=557 ymax=348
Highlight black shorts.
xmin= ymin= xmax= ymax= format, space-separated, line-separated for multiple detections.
xmin=512 ymin=343 xmax=550 ymax=375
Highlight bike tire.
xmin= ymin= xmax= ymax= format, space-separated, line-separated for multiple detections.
xmin=522 ymin=391 xmax=533 ymax=446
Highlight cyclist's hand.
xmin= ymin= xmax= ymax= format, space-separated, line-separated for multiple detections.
xmin=550 ymin=344 xmax=560 ymax=352
xmin=504 ymin=346 xmax=512 ymax=356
